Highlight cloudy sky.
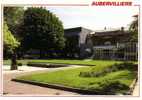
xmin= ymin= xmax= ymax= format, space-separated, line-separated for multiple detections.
xmin=46 ymin=6 xmax=138 ymax=30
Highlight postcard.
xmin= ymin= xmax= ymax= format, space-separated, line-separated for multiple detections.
xmin=0 ymin=0 xmax=141 ymax=98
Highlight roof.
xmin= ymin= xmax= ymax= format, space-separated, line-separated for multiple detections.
xmin=64 ymin=27 xmax=82 ymax=36
xmin=64 ymin=27 xmax=82 ymax=31
xmin=64 ymin=27 xmax=130 ymax=37
xmin=64 ymin=27 xmax=92 ymax=36
xmin=92 ymin=30 xmax=130 ymax=36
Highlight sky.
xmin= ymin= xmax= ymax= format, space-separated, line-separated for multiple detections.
xmin=46 ymin=6 xmax=139 ymax=30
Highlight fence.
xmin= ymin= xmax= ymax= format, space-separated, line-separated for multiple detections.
xmin=92 ymin=42 xmax=138 ymax=61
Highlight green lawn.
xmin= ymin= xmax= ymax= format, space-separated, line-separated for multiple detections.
xmin=3 ymin=59 xmax=122 ymax=66
xmin=15 ymin=60 xmax=137 ymax=95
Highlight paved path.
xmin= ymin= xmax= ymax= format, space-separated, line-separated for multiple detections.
xmin=132 ymin=81 xmax=139 ymax=96
xmin=3 ymin=65 xmax=82 ymax=96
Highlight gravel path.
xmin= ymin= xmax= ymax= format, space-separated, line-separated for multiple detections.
xmin=3 ymin=65 xmax=81 ymax=96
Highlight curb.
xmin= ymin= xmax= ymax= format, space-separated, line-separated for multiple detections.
xmin=12 ymin=78 xmax=132 ymax=95
xmin=12 ymin=78 xmax=99 ymax=95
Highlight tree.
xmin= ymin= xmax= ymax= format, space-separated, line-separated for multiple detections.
xmin=21 ymin=7 xmax=65 ymax=58
xmin=4 ymin=21 xmax=20 ymax=70
xmin=63 ymin=36 xmax=80 ymax=58
xmin=4 ymin=7 xmax=24 ymax=59
xmin=129 ymin=15 xmax=138 ymax=42
xmin=4 ymin=7 xmax=24 ymax=38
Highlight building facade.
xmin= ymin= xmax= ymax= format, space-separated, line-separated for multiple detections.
xmin=64 ymin=27 xmax=93 ymax=58
xmin=90 ymin=28 xmax=137 ymax=60
xmin=64 ymin=27 xmax=137 ymax=60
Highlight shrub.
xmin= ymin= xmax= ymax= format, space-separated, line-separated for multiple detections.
xmin=79 ymin=62 xmax=137 ymax=77
xmin=112 ymin=62 xmax=137 ymax=71
xmin=18 ymin=63 xmax=22 ymax=66
xmin=87 ymin=80 xmax=130 ymax=94
xmin=27 ymin=62 xmax=67 ymax=68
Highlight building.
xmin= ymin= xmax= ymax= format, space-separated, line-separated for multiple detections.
xmin=64 ymin=27 xmax=93 ymax=58
xmin=64 ymin=27 xmax=137 ymax=60
xmin=90 ymin=28 xmax=137 ymax=60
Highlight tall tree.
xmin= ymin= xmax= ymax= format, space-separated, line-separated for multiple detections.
xmin=4 ymin=7 xmax=24 ymax=39
xmin=4 ymin=21 xmax=20 ymax=70
xmin=21 ymin=7 xmax=65 ymax=58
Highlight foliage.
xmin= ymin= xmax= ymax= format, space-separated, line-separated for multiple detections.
xmin=63 ymin=36 xmax=80 ymax=58
xmin=79 ymin=62 xmax=137 ymax=77
xmin=20 ymin=7 xmax=65 ymax=58
xmin=3 ymin=21 xmax=20 ymax=70
xmin=87 ymin=80 xmax=129 ymax=94
xmin=3 ymin=22 xmax=20 ymax=53
xmin=4 ymin=7 xmax=24 ymax=39
xmin=17 ymin=63 xmax=22 ymax=66
xmin=27 ymin=62 xmax=68 ymax=68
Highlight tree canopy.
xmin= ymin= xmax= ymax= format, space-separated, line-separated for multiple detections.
xmin=4 ymin=7 xmax=24 ymax=39
xmin=21 ymin=7 xmax=65 ymax=57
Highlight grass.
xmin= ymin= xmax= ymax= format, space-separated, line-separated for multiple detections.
xmin=15 ymin=60 xmax=137 ymax=95
xmin=3 ymin=59 xmax=122 ymax=66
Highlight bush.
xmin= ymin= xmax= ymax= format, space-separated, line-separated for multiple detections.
xmin=18 ymin=63 xmax=22 ymax=66
xmin=116 ymin=62 xmax=137 ymax=71
xmin=79 ymin=62 xmax=137 ymax=77
xmin=27 ymin=62 xmax=67 ymax=68
xmin=87 ymin=80 xmax=130 ymax=94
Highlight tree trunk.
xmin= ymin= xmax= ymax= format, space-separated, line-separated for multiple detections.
xmin=10 ymin=51 xmax=17 ymax=70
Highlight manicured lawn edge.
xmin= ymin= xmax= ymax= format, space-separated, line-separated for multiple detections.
xmin=12 ymin=78 xmax=99 ymax=95
xmin=12 ymin=78 xmax=137 ymax=95
xmin=27 ymin=62 xmax=95 ymax=67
